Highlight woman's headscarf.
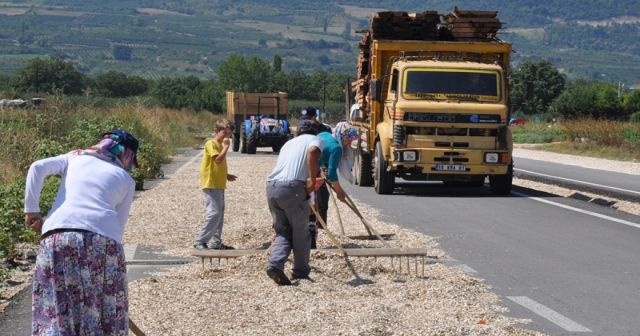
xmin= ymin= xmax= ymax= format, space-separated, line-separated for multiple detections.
xmin=333 ymin=121 xmax=358 ymax=183
xmin=75 ymin=129 xmax=139 ymax=172
xmin=333 ymin=121 xmax=359 ymax=143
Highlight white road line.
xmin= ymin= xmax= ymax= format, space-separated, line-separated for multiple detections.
xmin=507 ymin=296 xmax=591 ymax=332
xmin=123 ymin=244 xmax=138 ymax=262
xmin=515 ymin=168 xmax=640 ymax=196
xmin=512 ymin=191 xmax=640 ymax=230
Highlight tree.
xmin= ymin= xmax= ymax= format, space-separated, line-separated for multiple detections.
xmin=94 ymin=71 xmax=148 ymax=97
xmin=151 ymin=76 xmax=222 ymax=112
xmin=510 ymin=60 xmax=565 ymax=116
xmin=623 ymin=90 xmax=640 ymax=116
xmin=551 ymin=80 xmax=624 ymax=119
xmin=272 ymin=54 xmax=282 ymax=72
xmin=0 ymin=74 xmax=14 ymax=95
xmin=216 ymin=54 xmax=272 ymax=93
xmin=15 ymin=57 xmax=86 ymax=95
xmin=245 ymin=56 xmax=272 ymax=92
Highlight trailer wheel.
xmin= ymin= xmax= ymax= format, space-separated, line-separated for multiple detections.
xmin=232 ymin=133 xmax=240 ymax=152
xmin=373 ymin=141 xmax=394 ymax=194
xmin=246 ymin=128 xmax=258 ymax=154
xmin=489 ymin=162 xmax=513 ymax=195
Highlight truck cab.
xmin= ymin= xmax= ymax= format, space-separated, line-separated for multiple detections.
xmin=376 ymin=60 xmax=512 ymax=191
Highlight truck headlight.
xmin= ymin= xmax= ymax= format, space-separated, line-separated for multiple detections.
xmin=402 ymin=151 xmax=417 ymax=161
xmin=484 ymin=152 xmax=499 ymax=163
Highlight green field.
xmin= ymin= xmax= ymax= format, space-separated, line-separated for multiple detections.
xmin=0 ymin=1 xmax=638 ymax=84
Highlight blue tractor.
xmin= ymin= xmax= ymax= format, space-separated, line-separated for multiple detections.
xmin=227 ymin=92 xmax=292 ymax=154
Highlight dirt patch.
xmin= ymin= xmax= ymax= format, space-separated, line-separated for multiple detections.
xmin=137 ymin=7 xmax=190 ymax=16
xmin=0 ymin=7 xmax=28 ymax=15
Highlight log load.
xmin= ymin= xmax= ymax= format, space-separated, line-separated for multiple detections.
xmin=352 ymin=8 xmax=504 ymax=119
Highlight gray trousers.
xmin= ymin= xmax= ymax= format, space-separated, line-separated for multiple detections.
xmin=194 ymin=188 xmax=225 ymax=247
xmin=266 ymin=180 xmax=312 ymax=277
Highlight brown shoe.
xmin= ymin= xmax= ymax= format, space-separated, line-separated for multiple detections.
xmin=266 ymin=267 xmax=292 ymax=286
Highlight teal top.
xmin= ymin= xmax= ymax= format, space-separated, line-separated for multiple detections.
xmin=318 ymin=131 xmax=342 ymax=182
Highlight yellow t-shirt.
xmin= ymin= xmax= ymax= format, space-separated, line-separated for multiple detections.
xmin=200 ymin=139 xmax=228 ymax=189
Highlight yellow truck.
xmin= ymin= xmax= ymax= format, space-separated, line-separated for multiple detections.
xmin=226 ymin=91 xmax=290 ymax=154
xmin=349 ymin=9 xmax=513 ymax=195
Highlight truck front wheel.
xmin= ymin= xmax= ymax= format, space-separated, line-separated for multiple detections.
xmin=373 ymin=141 xmax=394 ymax=194
xmin=489 ymin=162 xmax=513 ymax=195
xmin=232 ymin=132 xmax=240 ymax=152
xmin=240 ymin=129 xmax=247 ymax=153
xmin=246 ymin=128 xmax=258 ymax=154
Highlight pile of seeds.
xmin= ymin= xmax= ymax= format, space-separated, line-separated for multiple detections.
xmin=123 ymin=153 xmax=542 ymax=335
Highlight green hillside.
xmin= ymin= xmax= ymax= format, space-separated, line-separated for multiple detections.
xmin=0 ymin=1 xmax=638 ymax=84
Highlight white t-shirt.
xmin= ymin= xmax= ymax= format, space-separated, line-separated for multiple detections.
xmin=267 ymin=134 xmax=324 ymax=182
xmin=24 ymin=152 xmax=135 ymax=243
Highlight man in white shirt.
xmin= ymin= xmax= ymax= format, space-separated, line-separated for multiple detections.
xmin=265 ymin=119 xmax=324 ymax=285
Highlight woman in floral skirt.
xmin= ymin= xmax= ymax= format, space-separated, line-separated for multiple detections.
xmin=24 ymin=129 xmax=139 ymax=335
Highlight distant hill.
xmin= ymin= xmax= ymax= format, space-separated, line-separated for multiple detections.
xmin=0 ymin=0 xmax=638 ymax=84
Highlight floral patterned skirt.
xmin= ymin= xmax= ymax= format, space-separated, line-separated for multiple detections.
xmin=32 ymin=231 xmax=128 ymax=336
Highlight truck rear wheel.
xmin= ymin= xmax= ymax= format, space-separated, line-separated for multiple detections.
xmin=232 ymin=133 xmax=240 ymax=152
xmin=373 ymin=141 xmax=394 ymax=194
xmin=272 ymin=139 xmax=285 ymax=153
xmin=353 ymin=148 xmax=373 ymax=186
xmin=489 ymin=163 xmax=513 ymax=195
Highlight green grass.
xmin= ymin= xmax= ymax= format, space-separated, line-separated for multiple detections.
xmin=513 ymin=119 xmax=640 ymax=162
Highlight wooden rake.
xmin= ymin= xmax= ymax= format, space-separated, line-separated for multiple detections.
xmin=324 ymin=179 xmax=393 ymax=247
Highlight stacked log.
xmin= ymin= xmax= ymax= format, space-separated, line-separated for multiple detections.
xmin=352 ymin=30 xmax=371 ymax=116
xmin=371 ymin=11 xmax=440 ymax=40
xmin=444 ymin=7 xmax=502 ymax=41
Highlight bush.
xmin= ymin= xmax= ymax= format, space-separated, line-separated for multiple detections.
xmin=630 ymin=111 xmax=640 ymax=123
xmin=0 ymin=98 xmax=216 ymax=262
xmin=33 ymin=139 xmax=67 ymax=160
xmin=0 ymin=178 xmax=57 ymax=261
xmin=136 ymin=142 xmax=166 ymax=180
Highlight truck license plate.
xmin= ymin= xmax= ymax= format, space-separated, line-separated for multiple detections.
xmin=435 ymin=164 xmax=466 ymax=171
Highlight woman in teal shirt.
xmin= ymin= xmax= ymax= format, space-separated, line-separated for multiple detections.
xmin=314 ymin=121 xmax=358 ymax=229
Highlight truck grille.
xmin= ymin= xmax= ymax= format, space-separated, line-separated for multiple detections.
xmin=404 ymin=112 xmax=501 ymax=124
xmin=435 ymin=142 xmax=470 ymax=148
xmin=407 ymin=126 xmax=497 ymax=137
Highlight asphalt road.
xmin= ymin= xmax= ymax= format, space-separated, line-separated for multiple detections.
xmin=514 ymin=157 xmax=640 ymax=202
xmin=343 ymin=169 xmax=640 ymax=335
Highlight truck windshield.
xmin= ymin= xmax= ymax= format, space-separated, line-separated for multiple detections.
xmin=403 ymin=69 xmax=500 ymax=102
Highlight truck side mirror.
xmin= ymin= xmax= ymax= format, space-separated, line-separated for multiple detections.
xmin=370 ymin=79 xmax=382 ymax=102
